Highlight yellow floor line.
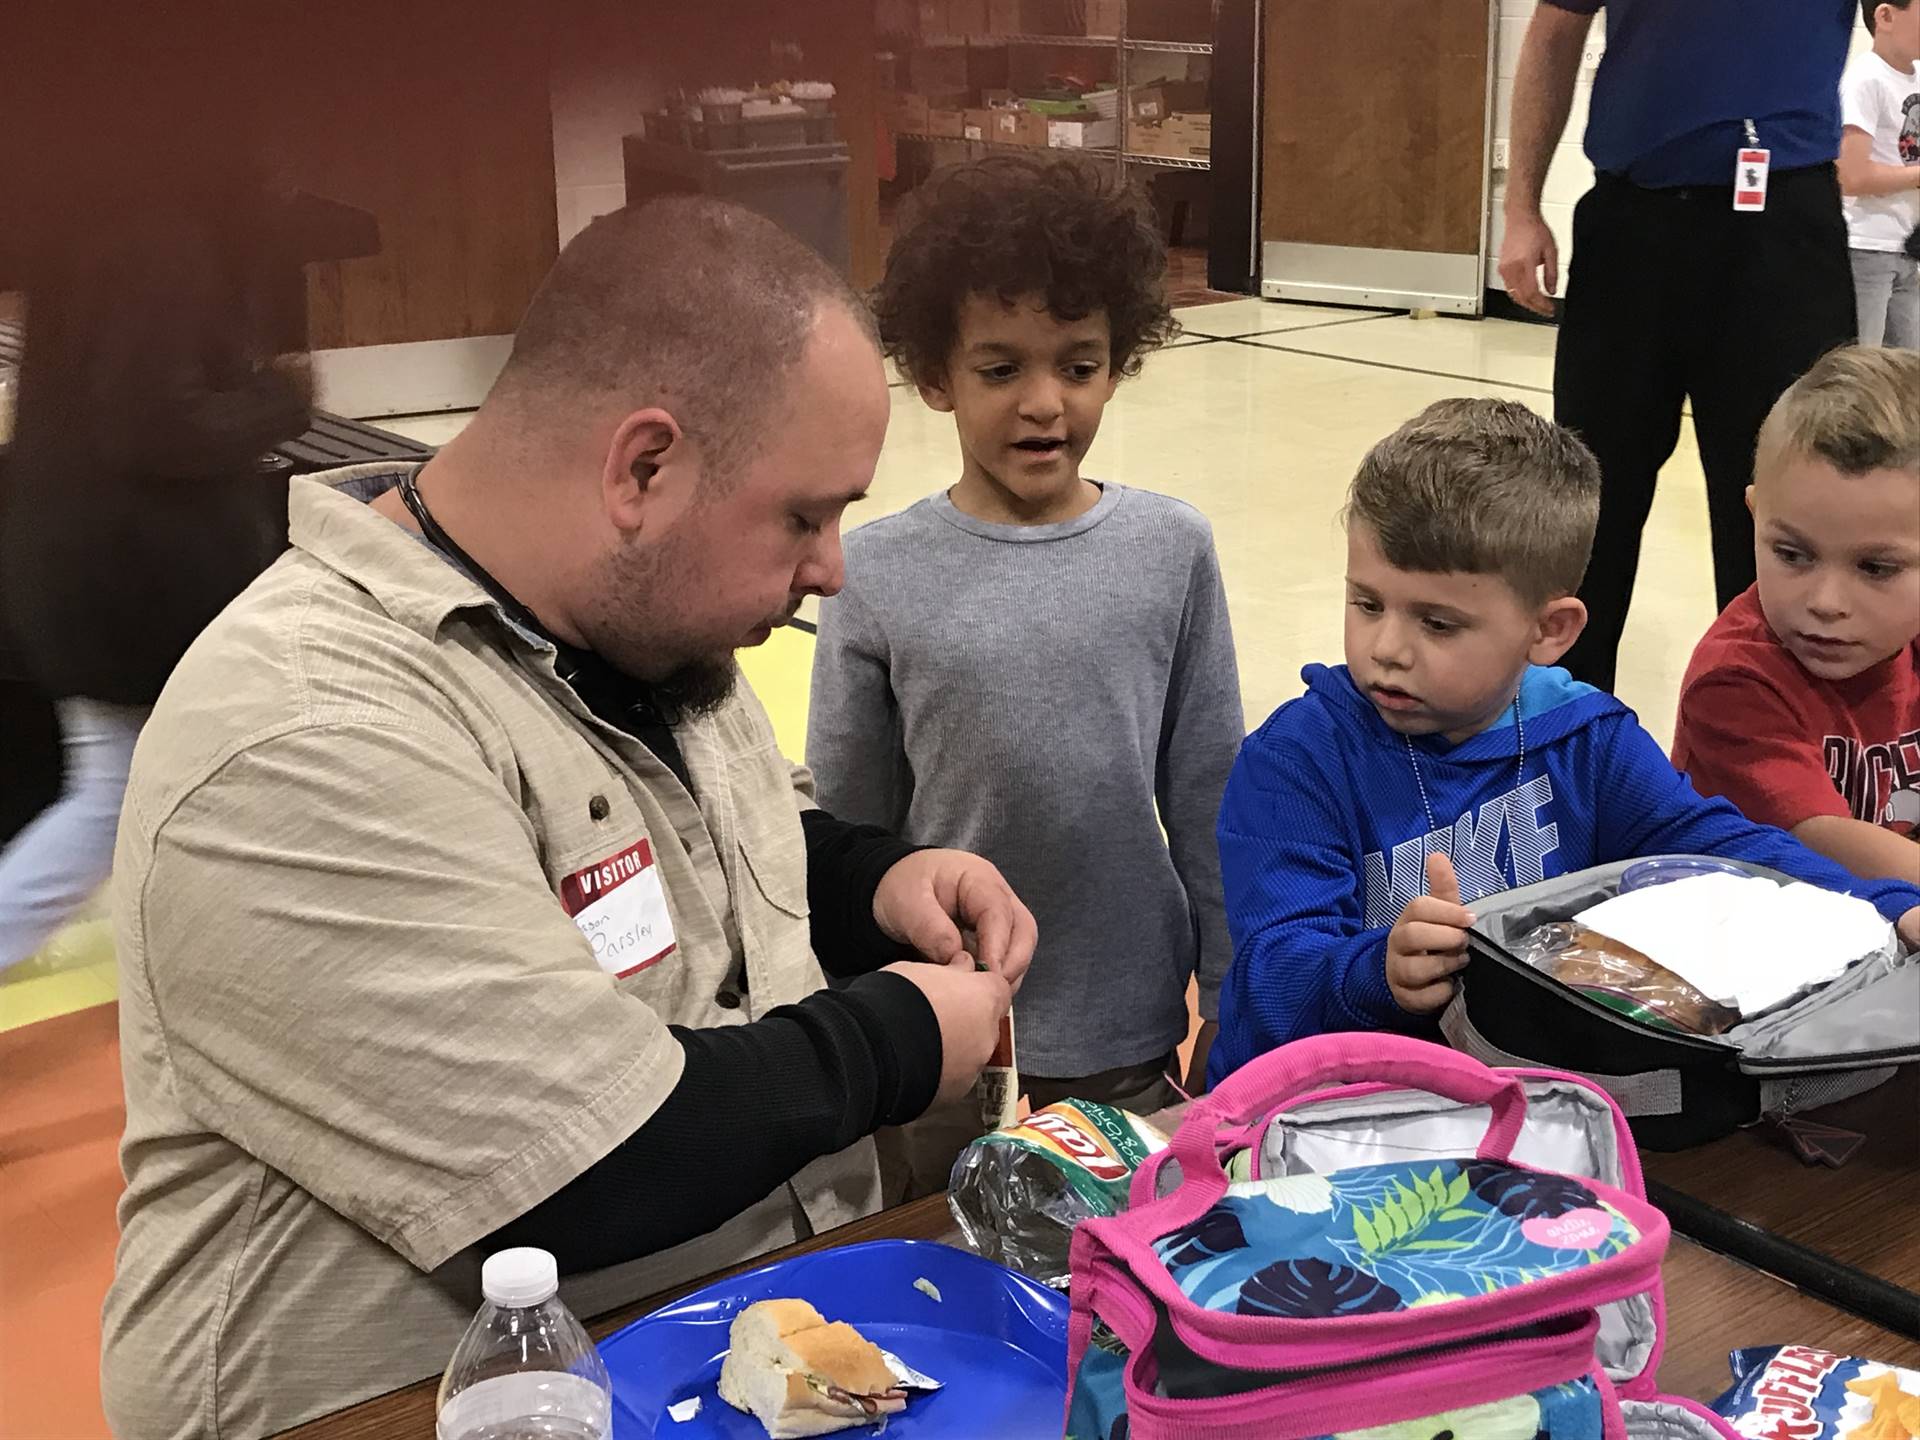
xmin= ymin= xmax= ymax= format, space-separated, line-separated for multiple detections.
xmin=0 ymin=919 xmax=118 ymax=1034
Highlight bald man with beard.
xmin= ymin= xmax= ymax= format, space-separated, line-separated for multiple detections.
xmin=102 ymin=197 xmax=1032 ymax=1439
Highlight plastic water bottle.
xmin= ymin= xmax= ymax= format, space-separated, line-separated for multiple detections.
xmin=436 ymin=1248 xmax=613 ymax=1440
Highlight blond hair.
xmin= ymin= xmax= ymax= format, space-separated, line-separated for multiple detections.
xmin=1756 ymin=346 xmax=1920 ymax=484
xmin=1346 ymin=398 xmax=1602 ymax=606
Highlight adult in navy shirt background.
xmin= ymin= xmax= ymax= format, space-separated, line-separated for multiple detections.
xmin=1499 ymin=0 xmax=1858 ymax=694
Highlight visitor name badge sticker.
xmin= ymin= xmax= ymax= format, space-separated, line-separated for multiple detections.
xmin=1734 ymin=119 xmax=1769 ymax=212
xmin=560 ymin=838 xmax=677 ymax=979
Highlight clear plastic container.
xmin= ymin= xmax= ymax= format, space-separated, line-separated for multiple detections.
xmin=1620 ymin=857 xmax=1748 ymax=893
xmin=436 ymin=1248 xmax=612 ymax=1440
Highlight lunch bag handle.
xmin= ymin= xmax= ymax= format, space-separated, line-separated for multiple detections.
xmin=1132 ymin=1034 xmax=1530 ymax=1217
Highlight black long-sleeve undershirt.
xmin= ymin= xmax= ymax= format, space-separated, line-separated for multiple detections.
xmin=487 ymin=968 xmax=938 ymax=1274
xmin=481 ymin=805 xmax=938 ymax=1273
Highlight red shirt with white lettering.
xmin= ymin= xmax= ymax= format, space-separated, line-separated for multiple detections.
xmin=1673 ymin=587 xmax=1920 ymax=835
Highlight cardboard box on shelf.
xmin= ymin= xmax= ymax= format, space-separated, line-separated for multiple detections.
xmin=1126 ymin=116 xmax=1167 ymax=155
xmin=1047 ymin=114 xmax=1118 ymax=149
xmin=1161 ymin=79 xmax=1210 ymax=112
xmin=1158 ymin=110 xmax=1211 ymax=159
xmin=926 ymin=107 xmax=969 ymax=138
xmin=992 ymin=107 xmax=1050 ymax=145
xmin=890 ymin=92 xmax=934 ymax=133
xmin=1126 ymin=85 xmax=1169 ymax=124
xmin=963 ymin=107 xmax=997 ymax=140
xmin=1172 ymin=110 xmax=1211 ymax=139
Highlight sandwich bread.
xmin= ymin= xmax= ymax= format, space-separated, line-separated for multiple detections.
xmin=716 ymin=1298 xmax=909 ymax=1437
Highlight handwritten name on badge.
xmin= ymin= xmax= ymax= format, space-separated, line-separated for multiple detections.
xmin=559 ymin=839 xmax=676 ymax=979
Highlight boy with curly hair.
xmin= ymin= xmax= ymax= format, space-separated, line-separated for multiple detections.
xmin=808 ymin=154 xmax=1243 ymax=1196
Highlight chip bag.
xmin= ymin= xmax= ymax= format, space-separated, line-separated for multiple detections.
xmin=948 ymin=1100 xmax=1166 ymax=1287
xmin=1710 ymin=1345 xmax=1920 ymax=1439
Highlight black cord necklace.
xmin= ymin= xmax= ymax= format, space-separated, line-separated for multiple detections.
xmin=397 ymin=472 xmax=555 ymax=643
xmin=396 ymin=471 xmax=677 ymax=733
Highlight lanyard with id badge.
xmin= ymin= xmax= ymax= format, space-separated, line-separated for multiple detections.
xmin=1734 ymin=118 xmax=1769 ymax=212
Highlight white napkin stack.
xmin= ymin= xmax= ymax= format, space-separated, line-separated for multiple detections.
xmin=1575 ymin=873 xmax=1896 ymax=1018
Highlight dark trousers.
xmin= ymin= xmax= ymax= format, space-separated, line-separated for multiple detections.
xmin=1554 ymin=165 xmax=1855 ymax=693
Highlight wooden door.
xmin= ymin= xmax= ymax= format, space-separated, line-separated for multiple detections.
xmin=1259 ymin=0 xmax=1492 ymax=312
xmin=280 ymin=1 xmax=560 ymax=350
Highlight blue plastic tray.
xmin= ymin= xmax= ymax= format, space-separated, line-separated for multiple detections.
xmin=598 ymin=1239 xmax=1069 ymax=1438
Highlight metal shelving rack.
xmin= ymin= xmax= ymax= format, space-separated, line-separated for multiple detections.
xmin=895 ymin=130 xmax=1209 ymax=169
xmin=897 ymin=2 xmax=1214 ymax=177
xmin=1114 ymin=9 xmax=1214 ymax=177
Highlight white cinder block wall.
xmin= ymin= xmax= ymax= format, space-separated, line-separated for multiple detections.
xmin=1485 ymin=4 xmax=1874 ymax=301
xmin=1487 ymin=0 xmax=1602 ymax=298
xmin=550 ymin=54 xmax=660 ymax=249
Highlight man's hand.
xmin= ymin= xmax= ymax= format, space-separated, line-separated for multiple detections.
xmin=1498 ymin=208 xmax=1560 ymax=316
xmin=1184 ymin=1018 xmax=1219 ymax=1096
xmin=873 ymin=848 xmax=1036 ymax=994
xmin=1899 ymin=906 xmax=1920 ymax=952
xmin=1386 ymin=853 xmax=1477 ymax=1014
xmin=880 ymin=954 xmax=1013 ymax=1105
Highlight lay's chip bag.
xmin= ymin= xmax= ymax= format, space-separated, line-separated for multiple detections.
xmin=948 ymin=1100 xmax=1167 ymax=1287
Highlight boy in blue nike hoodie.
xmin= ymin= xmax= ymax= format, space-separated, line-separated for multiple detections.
xmin=1211 ymin=399 xmax=1920 ymax=1084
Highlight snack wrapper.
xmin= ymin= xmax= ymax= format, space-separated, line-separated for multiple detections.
xmin=948 ymin=1100 xmax=1167 ymax=1287
xmin=1710 ymin=1345 xmax=1920 ymax=1439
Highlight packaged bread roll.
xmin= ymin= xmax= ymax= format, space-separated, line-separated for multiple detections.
xmin=1515 ymin=921 xmax=1742 ymax=1035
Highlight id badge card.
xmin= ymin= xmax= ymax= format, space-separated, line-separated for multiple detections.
xmin=1733 ymin=147 xmax=1770 ymax=212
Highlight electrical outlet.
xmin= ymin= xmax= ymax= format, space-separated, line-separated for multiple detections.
xmin=1492 ymin=138 xmax=1511 ymax=169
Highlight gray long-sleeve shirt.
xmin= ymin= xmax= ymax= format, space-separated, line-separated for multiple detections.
xmin=807 ymin=483 xmax=1244 ymax=1076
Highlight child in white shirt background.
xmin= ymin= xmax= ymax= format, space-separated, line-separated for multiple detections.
xmin=1838 ymin=0 xmax=1920 ymax=347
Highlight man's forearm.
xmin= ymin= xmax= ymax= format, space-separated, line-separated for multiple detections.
xmin=1506 ymin=7 xmax=1593 ymax=215
xmin=484 ymin=972 xmax=941 ymax=1275
xmin=1793 ymin=815 xmax=1920 ymax=887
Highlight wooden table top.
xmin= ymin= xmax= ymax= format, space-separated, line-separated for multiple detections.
xmin=1640 ymin=1066 xmax=1920 ymax=1326
xmin=278 ymin=1193 xmax=1920 ymax=1439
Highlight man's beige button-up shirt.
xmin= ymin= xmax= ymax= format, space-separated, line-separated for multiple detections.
xmin=102 ymin=466 xmax=882 ymax=1439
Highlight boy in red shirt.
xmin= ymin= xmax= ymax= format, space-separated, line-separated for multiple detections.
xmin=1674 ymin=346 xmax=1920 ymax=884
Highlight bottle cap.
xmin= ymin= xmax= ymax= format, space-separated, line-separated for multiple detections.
xmin=481 ymin=1247 xmax=559 ymax=1308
